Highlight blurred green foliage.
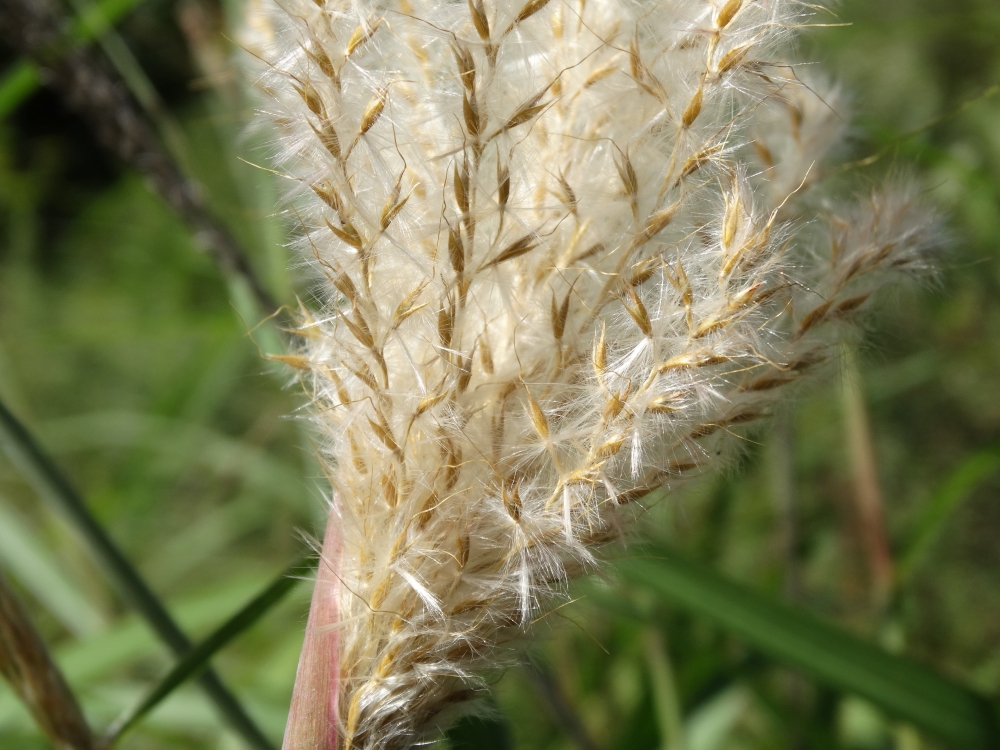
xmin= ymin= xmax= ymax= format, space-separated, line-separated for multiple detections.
xmin=1 ymin=0 xmax=1000 ymax=748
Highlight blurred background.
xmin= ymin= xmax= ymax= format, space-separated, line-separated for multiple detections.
xmin=1 ymin=0 xmax=999 ymax=748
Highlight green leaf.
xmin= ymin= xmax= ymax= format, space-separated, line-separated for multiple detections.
xmin=618 ymin=550 xmax=1000 ymax=749
xmin=0 ymin=62 xmax=38 ymax=120
xmin=898 ymin=446 xmax=1000 ymax=584
xmin=103 ymin=555 xmax=314 ymax=746
xmin=0 ymin=498 xmax=105 ymax=636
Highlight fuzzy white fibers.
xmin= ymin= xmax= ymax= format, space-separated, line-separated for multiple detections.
xmin=244 ymin=0 xmax=938 ymax=746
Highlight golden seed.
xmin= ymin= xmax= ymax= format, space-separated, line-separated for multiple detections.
xmin=368 ymin=416 xmax=400 ymax=454
xmin=834 ymin=293 xmax=871 ymax=315
xmin=346 ymin=17 xmax=382 ymax=57
xmin=452 ymin=45 xmax=476 ymax=92
xmin=682 ymin=86 xmax=703 ymax=128
xmin=347 ymin=361 xmax=379 ymax=392
xmin=717 ymin=42 xmax=752 ymax=75
xmin=502 ymin=481 xmax=522 ymax=521
xmin=392 ymin=283 xmax=429 ymax=329
xmin=311 ymin=181 xmax=342 ymax=213
xmin=325 ymin=218 xmax=364 ymax=250
xmin=438 ymin=302 xmax=455 ymax=348
xmin=448 ymin=228 xmax=465 ymax=275
xmin=594 ymin=436 xmax=625 ymax=459
xmin=468 ymin=0 xmax=490 ymax=41
xmin=360 ymin=87 xmax=387 ymax=135
xmin=637 ymin=204 xmax=676 ymax=244
xmin=505 ymin=0 xmax=552 ymax=35
xmin=463 ymin=93 xmax=483 ymax=137
xmin=453 ymin=162 xmax=469 ymax=215
xmin=312 ymin=120 xmax=342 ymax=160
xmin=457 ymin=351 xmax=473 ymax=393
xmin=415 ymin=391 xmax=447 ymax=417
xmin=615 ymin=152 xmax=638 ymax=197
xmin=344 ymin=310 xmax=375 ymax=349
xmin=743 ymin=374 xmax=794 ymax=392
xmin=306 ymin=46 xmax=337 ymax=82
xmin=623 ymin=287 xmax=652 ymax=336
xmin=503 ymin=101 xmax=546 ymax=132
xmin=497 ymin=163 xmax=510 ymax=209
xmin=480 ymin=235 xmax=538 ymax=269
xmin=380 ymin=186 xmax=409 ymax=231
xmin=629 ymin=257 xmax=659 ymax=288
xmin=572 ymin=242 xmax=605 ymax=265
xmin=647 ymin=392 xmax=683 ymax=413
xmin=602 ymin=389 xmax=628 ymax=422
xmin=369 ymin=574 xmax=392 ymax=609
xmin=267 ymin=354 xmax=312 ymax=371
xmin=584 ymin=64 xmax=617 ymax=88
xmin=381 ymin=471 xmax=398 ymax=508
xmin=593 ymin=324 xmax=607 ymax=374
xmin=293 ymin=81 xmax=325 ymax=118
xmin=680 ymin=143 xmax=724 ymax=179
xmin=715 ymin=0 xmax=743 ymax=29
xmin=551 ymin=290 xmax=571 ymax=340
xmin=796 ymin=300 xmax=833 ymax=337
xmin=524 ymin=387 xmax=550 ymax=440
xmin=722 ymin=194 xmax=740 ymax=248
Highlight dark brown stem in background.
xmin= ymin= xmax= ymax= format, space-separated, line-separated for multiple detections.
xmin=0 ymin=568 xmax=95 ymax=750
xmin=0 ymin=0 xmax=279 ymax=316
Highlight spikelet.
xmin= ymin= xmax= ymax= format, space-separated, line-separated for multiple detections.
xmin=243 ymin=0 xmax=939 ymax=747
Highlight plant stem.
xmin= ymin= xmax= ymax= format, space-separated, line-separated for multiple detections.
xmin=0 ymin=397 xmax=276 ymax=750
xmin=0 ymin=568 xmax=95 ymax=750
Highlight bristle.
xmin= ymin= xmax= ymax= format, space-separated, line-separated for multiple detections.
xmin=242 ymin=0 xmax=940 ymax=747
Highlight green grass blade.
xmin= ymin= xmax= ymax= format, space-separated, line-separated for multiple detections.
xmin=0 ymin=397 xmax=277 ymax=750
xmin=619 ymin=550 xmax=1000 ymax=748
xmin=104 ymin=555 xmax=315 ymax=746
xmin=898 ymin=447 xmax=1000 ymax=584
xmin=0 ymin=61 xmax=38 ymax=119
xmin=0 ymin=498 xmax=105 ymax=636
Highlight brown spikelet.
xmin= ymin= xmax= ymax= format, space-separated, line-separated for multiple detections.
xmin=715 ymin=0 xmax=743 ymax=29
xmin=359 ymin=87 xmax=388 ymax=134
xmin=480 ymin=235 xmax=538 ymax=269
xmin=504 ymin=0 xmax=552 ymax=35
xmin=346 ymin=17 xmax=382 ymax=57
xmin=682 ymin=85 xmax=703 ymax=127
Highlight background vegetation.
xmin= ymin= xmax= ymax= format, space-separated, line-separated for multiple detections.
xmin=1 ymin=1 xmax=999 ymax=748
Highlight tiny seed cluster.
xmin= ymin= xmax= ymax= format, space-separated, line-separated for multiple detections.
xmin=245 ymin=0 xmax=938 ymax=747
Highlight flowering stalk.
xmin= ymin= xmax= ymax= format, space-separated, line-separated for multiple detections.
xmin=245 ymin=0 xmax=938 ymax=746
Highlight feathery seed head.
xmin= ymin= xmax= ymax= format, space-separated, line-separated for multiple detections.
xmin=243 ymin=0 xmax=940 ymax=746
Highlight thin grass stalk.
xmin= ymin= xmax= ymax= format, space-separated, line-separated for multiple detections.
xmin=0 ymin=397 xmax=276 ymax=750
xmin=103 ymin=554 xmax=316 ymax=746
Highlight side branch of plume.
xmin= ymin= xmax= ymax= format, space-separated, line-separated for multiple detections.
xmin=0 ymin=0 xmax=279 ymax=316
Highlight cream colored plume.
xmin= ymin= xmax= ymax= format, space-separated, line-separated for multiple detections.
xmin=243 ymin=0 xmax=938 ymax=746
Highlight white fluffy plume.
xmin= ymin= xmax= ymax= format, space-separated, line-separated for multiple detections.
xmin=243 ymin=0 xmax=938 ymax=747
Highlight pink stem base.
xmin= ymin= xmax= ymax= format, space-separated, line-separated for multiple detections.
xmin=282 ymin=503 xmax=342 ymax=750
